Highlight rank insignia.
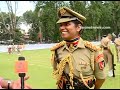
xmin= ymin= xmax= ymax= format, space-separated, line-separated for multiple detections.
xmin=96 ymin=54 xmax=104 ymax=62
xmin=98 ymin=61 xmax=105 ymax=70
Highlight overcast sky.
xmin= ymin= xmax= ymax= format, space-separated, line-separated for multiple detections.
xmin=0 ymin=1 xmax=35 ymax=16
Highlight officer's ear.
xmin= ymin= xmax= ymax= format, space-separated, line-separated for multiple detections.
xmin=76 ymin=24 xmax=82 ymax=32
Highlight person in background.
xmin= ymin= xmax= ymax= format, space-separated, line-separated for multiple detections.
xmin=16 ymin=44 xmax=22 ymax=55
xmin=114 ymin=38 xmax=120 ymax=63
xmin=11 ymin=43 xmax=16 ymax=53
xmin=8 ymin=44 xmax=12 ymax=54
xmin=21 ymin=43 xmax=25 ymax=51
xmin=100 ymin=33 xmax=113 ymax=77
xmin=50 ymin=6 xmax=106 ymax=89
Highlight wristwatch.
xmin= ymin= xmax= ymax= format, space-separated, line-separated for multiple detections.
xmin=7 ymin=80 xmax=12 ymax=89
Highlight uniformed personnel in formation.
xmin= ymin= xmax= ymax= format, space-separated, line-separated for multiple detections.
xmin=50 ymin=7 xmax=106 ymax=89
xmin=100 ymin=34 xmax=113 ymax=77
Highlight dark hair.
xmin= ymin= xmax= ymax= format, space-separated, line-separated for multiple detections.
xmin=71 ymin=20 xmax=83 ymax=35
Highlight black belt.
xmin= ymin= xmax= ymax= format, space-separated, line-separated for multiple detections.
xmin=58 ymin=76 xmax=95 ymax=89
xmin=103 ymin=47 xmax=108 ymax=50
xmin=73 ymin=77 xmax=95 ymax=89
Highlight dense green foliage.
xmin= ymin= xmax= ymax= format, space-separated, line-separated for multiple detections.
xmin=23 ymin=1 xmax=120 ymax=42
xmin=0 ymin=1 xmax=120 ymax=43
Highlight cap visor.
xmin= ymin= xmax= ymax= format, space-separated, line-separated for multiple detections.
xmin=56 ymin=18 xmax=77 ymax=24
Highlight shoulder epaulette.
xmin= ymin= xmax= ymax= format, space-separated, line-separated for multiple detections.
xmin=84 ymin=41 xmax=101 ymax=51
xmin=50 ymin=41 xmax=66 ymax=51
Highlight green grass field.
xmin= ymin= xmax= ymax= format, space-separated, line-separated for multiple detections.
xmin=0 ymin=44 xmax=120 ymax=89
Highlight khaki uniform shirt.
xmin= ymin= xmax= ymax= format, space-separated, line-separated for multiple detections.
xmin=51 ymin=38 xmax=106 ymax=80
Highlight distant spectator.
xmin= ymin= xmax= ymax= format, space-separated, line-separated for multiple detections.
xmin=16 ymin=44 xmax=22 ymax=55
xmin=8 ymin=45 xmax=12 ymax=54
xmin=11 ymin=43 xmax=16 ymax=53
xmin=21 ymin=43 xmax=25 ymax=51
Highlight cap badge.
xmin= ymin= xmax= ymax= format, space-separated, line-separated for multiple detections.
xmin=60 ymin=8 xmax=66 ymax=16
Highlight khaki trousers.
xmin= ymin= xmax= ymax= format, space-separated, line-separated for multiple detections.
xmin=103 ymin=49 xmax=113 ymax=70
xmin=116 ymin=46 xmax=120 ymax=62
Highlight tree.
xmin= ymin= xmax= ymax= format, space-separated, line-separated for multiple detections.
xmin=6 ymin=1 xmax=18 ymax=40
xmin=22 ymin=1 xmax=120 ymax=43
xmin=0 ymin=1 xmax=27 ymax=44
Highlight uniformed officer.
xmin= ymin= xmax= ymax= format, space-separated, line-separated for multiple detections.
xmin=100 ymin=34 xmax=113 ymax=77
xmin=50 ymin=7 xmax=106 ymax=89
xmin=114 ymin=38 xmax=120 ymax=62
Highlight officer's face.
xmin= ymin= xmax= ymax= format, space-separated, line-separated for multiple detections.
xmin=59 ymin=21 xmax=81 ymax=40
